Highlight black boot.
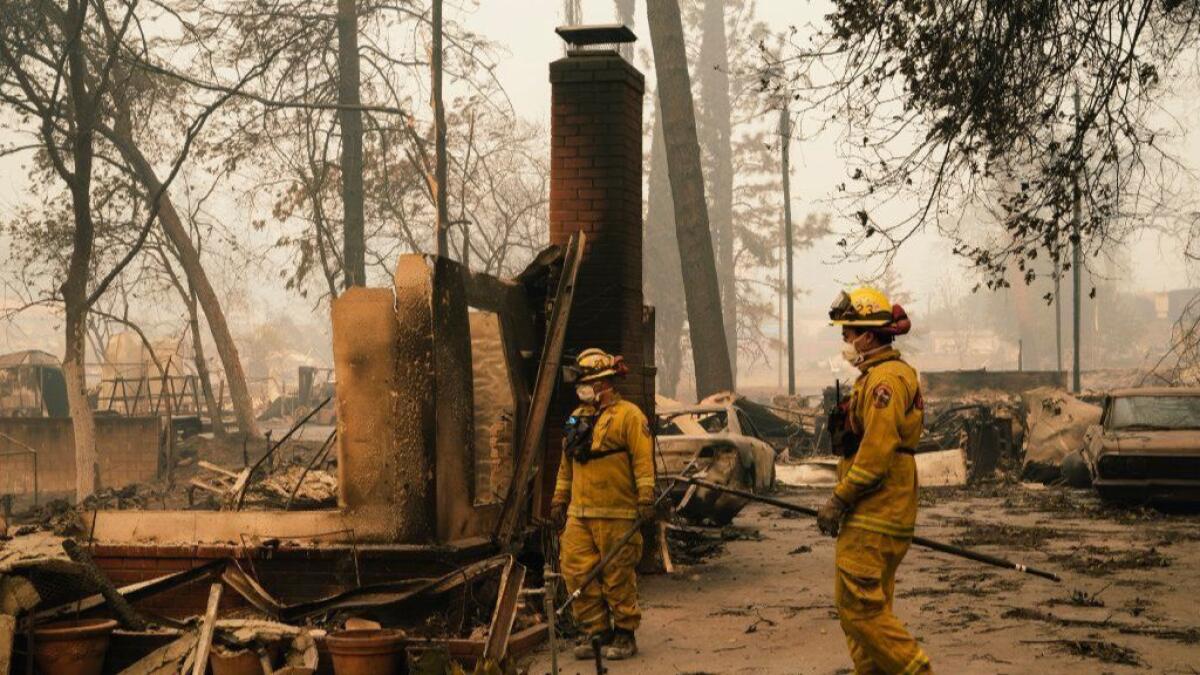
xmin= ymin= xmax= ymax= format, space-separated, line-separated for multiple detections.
xmin=573 ymin=630 xmax=611 ymax=660
xmin=603 ymin=628 xmax=638 ymax=660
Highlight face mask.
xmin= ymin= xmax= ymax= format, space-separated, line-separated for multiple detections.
xmin=841 ymin=333 xmax=868 ymax=365
xmin=576 ymin=384 xmax=597 ymax=403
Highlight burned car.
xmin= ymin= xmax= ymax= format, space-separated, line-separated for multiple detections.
xmin=1083 ymin=387 xmax=1200 ymax=503
xmin=656 ymin=393 xmax=779 ymax=525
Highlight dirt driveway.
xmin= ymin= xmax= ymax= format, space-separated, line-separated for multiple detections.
xmin=525 ymin=483 xmax=1200 ymax=674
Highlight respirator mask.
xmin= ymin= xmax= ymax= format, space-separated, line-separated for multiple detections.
xmin=841 ymin=332 xmax=869 ymax=366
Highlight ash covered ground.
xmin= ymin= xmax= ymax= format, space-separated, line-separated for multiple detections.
xmin=526 ymin=482 xmax=1200 ymax=674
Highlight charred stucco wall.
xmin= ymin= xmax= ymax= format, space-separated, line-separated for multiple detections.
xmin=415 ymin=255 xmax=483 ymax=543
xmin=0 ymin=416 xmax=162 ymax=499
xmin=922 ymin=370 xmax=1067 ymax=400
xmin=332 ymin=286 xmax=432 ymax=541
xmin=330 ymin=256 xmax=508 ymax=544
xmin=469 ymin=311 xmax=516 ymax=504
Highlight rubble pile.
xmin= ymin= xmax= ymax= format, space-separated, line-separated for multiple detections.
xmin=0 ymin=524 xmax=543 ymax=674
xmin=255 ymin=465 xmax=339 ymax=509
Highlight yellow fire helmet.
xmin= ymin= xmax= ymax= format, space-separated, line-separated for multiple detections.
xmin=576 ymin=348 xmax=627 ymax=383
xmin=829 ymin=286 xmax=894 ymax=327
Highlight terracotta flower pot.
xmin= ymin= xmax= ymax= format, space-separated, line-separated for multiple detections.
xmin=210 ymin=648 xmax=265 ymax=675
xmin=324 ymin=629 xmax=406 ymax=675
xmin=31 ymin=618 xmax=118 ymax=675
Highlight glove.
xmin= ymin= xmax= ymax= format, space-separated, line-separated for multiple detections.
xmin=637 ymin=501 xmax=656 ymax=522
xmin=550 ymin=502 xmax=568 ymax=531
xmin=816 ymin=494 xmax=848 ymax=537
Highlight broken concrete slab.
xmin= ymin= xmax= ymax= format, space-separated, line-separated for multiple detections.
xmin=915 ymin=448 xmax=968 ymax=487
xmin=775 ymin=450 xmax=967 ymax=489
xmin=775 ymin=460 xmax=839 ymax=488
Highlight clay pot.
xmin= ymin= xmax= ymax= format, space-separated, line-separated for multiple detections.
xmin=324 ymin=629 xmax=406 ymax=675
xmin=210 ymin=648 xmax=264 ymax=675
xmin=31 ymin=618 xmax=118 ymax=675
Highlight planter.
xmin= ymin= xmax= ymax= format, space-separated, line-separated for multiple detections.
xmin=31 ymin=618 xmax=118 ymax=675
xmin=210 ymin=648 xmax=264 ymax=675
xmin=325 ymin=629 xmax=406 ymax=675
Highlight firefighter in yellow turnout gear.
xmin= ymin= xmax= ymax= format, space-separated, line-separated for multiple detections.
xmin=551 ymin=348 xmax=655 ymax=661
xmin=818 ymin=287 xmax=933 ymax=675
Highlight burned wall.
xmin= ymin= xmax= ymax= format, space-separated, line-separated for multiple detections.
xmin=331 ymin=286 xmax=431 ymax=541
xmin=0 ymin=416 xmax=162 ymax=500
xmin=329 ymin=256 xmax=520 ymax=544
xmin=469 ymin=311 xmax=516 ymax=505
xmin=922 ymin=370 xmax=1067 ymax=400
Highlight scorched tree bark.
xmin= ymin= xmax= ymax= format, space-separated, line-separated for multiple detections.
xmin=646 ymin=0 xmax=733 ymax=398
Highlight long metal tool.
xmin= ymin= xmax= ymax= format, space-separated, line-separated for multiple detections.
xmin=676 ymin=476 xmax=1062 ymax=583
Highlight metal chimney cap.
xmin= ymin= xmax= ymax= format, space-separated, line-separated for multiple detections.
xmin=555 ymin=23 xmax=637 ymax=47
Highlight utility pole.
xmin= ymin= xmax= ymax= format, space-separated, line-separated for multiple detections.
xmin=1054 ymin=258 xmax=1062 ymax=375
xmin=1071 ymin=86 xmax=1082 ymax=394
xmin=777 ymin=252 xmax=784 ymax=390
xmin=780 ymin=105 xmax=795 ymax=395
xmin=432 ymin=0 xmax=449 ymax=259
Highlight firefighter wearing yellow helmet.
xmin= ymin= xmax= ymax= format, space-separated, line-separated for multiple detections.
xmin=821 ymin=287 xmax=933 ymax=674
xmin=550 ymin=348 xmax=654 ymax=660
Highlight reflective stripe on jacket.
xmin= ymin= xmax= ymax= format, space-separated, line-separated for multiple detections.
xmin=553 ymin=395 xmax=655 ymax=519
xmin=835 ymin=348 xmax=923 ymax=538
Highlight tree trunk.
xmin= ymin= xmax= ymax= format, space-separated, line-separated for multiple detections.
xmin=62 ymin=310 xmax=98 ymax=499
xmin=697 ymin=0 xmax=736 ymax=386
xmin=645 ymin=0 xmax=733 ymax=398
xmin=188 ymin=286 xmax=225 ymax=437
xmin=102 ymin=123 xmax=261 ymax=438
xmin=337 ymin=0 xmax=365 ymax=287
xmin=432 ymin=0 xmax=450 ymax=258
xmin=644 ymin=101 xmax=685 ymax=398
xmin=61 ymin=0 xmax=99 ymax=501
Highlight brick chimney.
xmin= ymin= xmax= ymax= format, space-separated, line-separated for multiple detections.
xmin=541 ymin=27 xmax=652 ymax=509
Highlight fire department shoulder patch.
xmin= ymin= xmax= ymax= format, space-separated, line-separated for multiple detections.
xmin=871 ymin=383 xmax=893 ymax=409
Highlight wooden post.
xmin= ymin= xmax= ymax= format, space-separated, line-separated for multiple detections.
xmin=192 ymin=583 xmax=223 ymax=675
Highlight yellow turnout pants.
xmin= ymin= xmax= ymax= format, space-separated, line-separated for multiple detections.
xmin=834 ymin=527 xmax=932 ymax=675
xmin=560 ymin=516 xmax=643 ymax=634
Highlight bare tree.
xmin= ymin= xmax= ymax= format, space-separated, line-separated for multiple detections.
xmin=644 ymin=101 xmax=686 ymax=397
xmin=0 ymin=1 xmax=115 ymax=499
xmin=0 ymin=0 xmax=266 ymax=495
xmin=696 ymin=0 xmax=737 ymax=385
xmin=431 ymin=0 xmax=450 ymax=258
xmin=763 ymin=0 xmax=1200 ymax=290
xmin=646 ymin=0 xmax=733 ymax=398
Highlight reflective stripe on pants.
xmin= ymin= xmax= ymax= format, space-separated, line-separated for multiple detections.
xmin=560 ymin=516 xmax=643 ymax=634
xmin=835 ymin=526 xmax=932 ymax=675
